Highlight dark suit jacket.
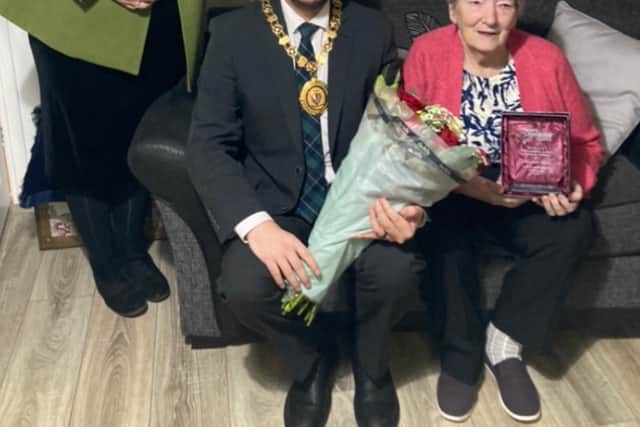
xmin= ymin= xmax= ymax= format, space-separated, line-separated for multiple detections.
xmin=187 ymin=0 xmax=396 ymax=243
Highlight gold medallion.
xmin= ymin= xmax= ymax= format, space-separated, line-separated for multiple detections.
xmin=261 ymin=0 xmax=342 ymax=116
xmin=299 ymin=78 xmax=328 ymax=116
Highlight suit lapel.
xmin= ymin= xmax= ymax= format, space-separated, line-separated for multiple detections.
xmin=255 ymin=3 xmax=303 ymax=149
xmin=328 ymin=7 xmax=353 ymax=153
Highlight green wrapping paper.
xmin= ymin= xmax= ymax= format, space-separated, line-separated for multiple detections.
xmin=282 ymin=75 xmax=486 ymax=324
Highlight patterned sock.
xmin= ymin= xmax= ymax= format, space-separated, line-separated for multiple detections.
xmin=486 ymin=322 xmax=522 ymax=365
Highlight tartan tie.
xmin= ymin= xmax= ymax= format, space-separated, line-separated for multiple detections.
xmin=294 ymin=22 xmax=327 ymax=224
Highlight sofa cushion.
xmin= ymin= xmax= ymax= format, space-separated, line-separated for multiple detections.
xmin=590 ymin=202 xmax=640 ymax=257
xmin=570 ymin=255 xmax=640 ymax=308
xmin=476 ymin=254 xmax=640 ymax=310
xmin=589 ymin=150 xmax=640 ymax=208
xmin=547 ymin=1 xmax=640 ymax=156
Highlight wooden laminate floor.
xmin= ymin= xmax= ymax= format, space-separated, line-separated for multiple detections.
xmin=1 ymin=208 xmax=639 ymax=427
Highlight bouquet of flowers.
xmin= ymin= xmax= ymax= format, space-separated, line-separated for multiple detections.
xmin=282 ymin=73 xmax=488 ymax=325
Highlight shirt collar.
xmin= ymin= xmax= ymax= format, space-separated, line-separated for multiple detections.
xmin=280 ymin=0 xmax=330 ymax=35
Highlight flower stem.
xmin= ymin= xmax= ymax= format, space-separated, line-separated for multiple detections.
xmin=281 ymin=293 xmax=318 ymax=326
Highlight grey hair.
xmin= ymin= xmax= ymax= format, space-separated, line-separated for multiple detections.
xmin=446 ymin=0 xmax=526 ymax=17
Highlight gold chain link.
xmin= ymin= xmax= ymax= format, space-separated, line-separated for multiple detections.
xmin=261 ymin=0 xmax=343 ymax=75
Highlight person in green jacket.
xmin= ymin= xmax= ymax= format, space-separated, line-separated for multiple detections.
xmin=1 ymin=0 xmax=205 ymax=317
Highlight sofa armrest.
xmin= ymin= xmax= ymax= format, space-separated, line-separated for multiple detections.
xmin=129 ymin=80 xmax=255 ymax=344
xmin=128 ymin=82 xmax=196 ymax=211
xmin=128 ymin=81 xmax=222 ymax=281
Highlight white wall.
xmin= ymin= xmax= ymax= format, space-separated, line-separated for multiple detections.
xmin=0 ymin=17 xmax=41 ymax=203
xmin=0 ymin=133 xmax=10 ymax=231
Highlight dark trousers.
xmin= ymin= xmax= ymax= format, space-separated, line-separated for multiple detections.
xmin=424 ymin=194 xmax=594 ymax=385
xmin=65 ymin=188 xmax=150 ymax=283
xmin=218 ymin=215 xmax=427 ymax=382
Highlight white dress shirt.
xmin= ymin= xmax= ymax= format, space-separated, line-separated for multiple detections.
xmin=235 ymin=0 xmax=335 ymax=241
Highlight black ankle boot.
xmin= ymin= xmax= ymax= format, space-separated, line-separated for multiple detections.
xmin=95 ymin=272 xmax=148 ymax=317
xmin=284 ymin=346 xmax=338 ymax=427
xmin=121 ymin=255 xmax=170 ymax=302
xmin=353 ymin=357 xmax=399 ymax=427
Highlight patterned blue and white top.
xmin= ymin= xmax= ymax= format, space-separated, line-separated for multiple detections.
xmin=460 ymin=59 xmax=523 ymax=163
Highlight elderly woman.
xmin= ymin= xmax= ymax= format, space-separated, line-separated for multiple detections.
xmin=1 ymin=0 xmax=204 ymax=317
xmin=403 ymin=0 xmax=604 ymax=422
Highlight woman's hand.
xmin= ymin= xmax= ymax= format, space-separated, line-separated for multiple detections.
xmin=533 ymin=182 xmax=583 ymax=217
xmin=113 ymin=0 xmax=156 ymax=11
xmin=353 ymin=198 xmax=425 ymax=244
xmin=456 ymin=175 xmax=529 ymax=208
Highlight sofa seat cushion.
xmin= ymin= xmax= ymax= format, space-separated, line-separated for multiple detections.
xmin=590 ymin=202 xmax=640 ymax=257
xmin=589 ymin=146 xmax=640 ymax=208
xmin=475 ymin=254 xmax=640 ymax=309
xmin=570 ymin=256 xmax=640 ymax=308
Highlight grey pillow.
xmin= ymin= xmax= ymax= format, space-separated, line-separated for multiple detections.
xmin=547 ymin=1 xmax=640 ymax=157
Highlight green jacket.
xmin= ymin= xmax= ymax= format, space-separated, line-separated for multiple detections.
xmin=0 ymin=0 xmax=205 ymax=90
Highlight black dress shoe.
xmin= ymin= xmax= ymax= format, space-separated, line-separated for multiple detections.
xmin=353 ymin=359 xmax=399 ymax=427
xmin=284 ymin=348 xmax=338 ymax=427
xmin=121 ymin=255 xmax=170 ymax=302
xmin=95 ymin=273 xmax=148 ymax=318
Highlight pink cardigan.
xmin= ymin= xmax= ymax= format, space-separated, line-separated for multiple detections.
xmin=403 ymin=25 xmax=604 ymax=196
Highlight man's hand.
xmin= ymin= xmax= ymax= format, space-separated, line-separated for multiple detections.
xmin=456 ymin=175 xmax=529 ymax=208
xmin=353 ymin=198 xmax=425 ymax=244
xmin=113 ymin=0 xmax=156 ymax=11
xmin=245 ymin=220 xmax=321 ymax=293
xmin=533 ymin=182 xmax=583 ymax=217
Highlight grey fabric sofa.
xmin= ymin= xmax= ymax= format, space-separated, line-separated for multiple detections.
xmin=129 ymin=0 xmax=640 ymax=346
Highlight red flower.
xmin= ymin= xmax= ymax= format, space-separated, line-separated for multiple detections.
xmin=437 ymin=127 xmax=459 ymax=147
xmin=397 ymin=87 xmax=426 ymax=113
xmin=476 ymin=149 xmax=491 ymax=170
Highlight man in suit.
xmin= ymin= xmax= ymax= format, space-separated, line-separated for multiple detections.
xmin=187 ymin=1 xmax=427 ymax=425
